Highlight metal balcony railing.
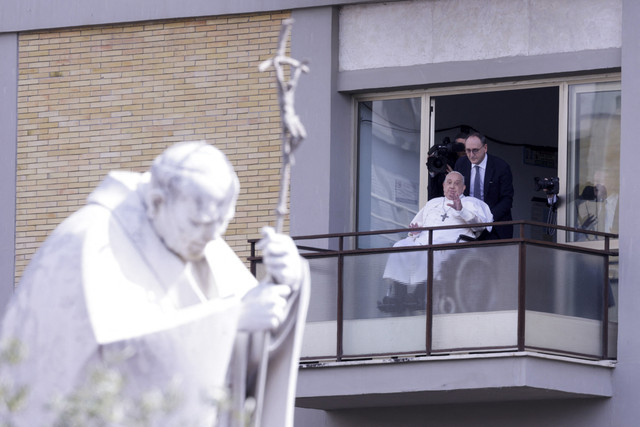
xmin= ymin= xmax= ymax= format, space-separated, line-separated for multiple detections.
xmin=249 ymin=221 xmax=618 ymax=362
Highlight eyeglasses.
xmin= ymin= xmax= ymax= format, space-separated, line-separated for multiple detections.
xmin=465 ymin=147 xmax=484 ymax=155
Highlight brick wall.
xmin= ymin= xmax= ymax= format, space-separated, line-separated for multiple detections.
xmin=16 ymin=12 xmax=290 ymax=282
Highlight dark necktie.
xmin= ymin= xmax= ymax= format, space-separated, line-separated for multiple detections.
xmin=473 ymin=165 xmax=482 ymax=200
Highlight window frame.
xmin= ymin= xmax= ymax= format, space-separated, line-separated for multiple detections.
xmin=353 ymin=73 xmax=622 ymax=245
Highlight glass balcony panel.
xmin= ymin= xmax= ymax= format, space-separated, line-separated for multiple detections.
xmin=525 ymin=245 xmax=606 ymax=357
xmin=301 ymin=257 xmax=339 ymax=359
xmin=252 ymin=222 xmax=616 ymax=362
xmin=431 ymin=245 xmax=520 ymax=352
xmin=342 ymin=252 xmax=426 ymax=357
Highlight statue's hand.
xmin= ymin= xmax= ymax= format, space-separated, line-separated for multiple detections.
xmin=257 ymin=226 xmax=303 ymax=290
xmin=238 ymin=283 xmax=291 ymax=332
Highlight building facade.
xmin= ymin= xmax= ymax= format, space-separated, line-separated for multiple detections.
xmin=1 ymin=0 xmax=639 ymax=426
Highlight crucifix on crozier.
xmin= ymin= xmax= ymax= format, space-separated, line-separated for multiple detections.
xmin=258 ymin=18 xmax=309 ymax=233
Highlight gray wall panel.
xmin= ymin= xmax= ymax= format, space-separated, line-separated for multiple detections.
xmin=290 ymin=7 xmax=353 ymax=237
xmin=0 ymin=33 xmax=18 ymax=315
xmin=0 ymin=0 xmax=400 ymax=33
xmin=614 ymin=0 xmax=640 ymax=425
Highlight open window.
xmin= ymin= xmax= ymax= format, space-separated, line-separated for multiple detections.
xmin=355 ymin=77 xmax=620 ymax=247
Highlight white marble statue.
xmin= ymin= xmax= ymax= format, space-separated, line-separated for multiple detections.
xmin=0 ymin=141 xmax=309 ymax=426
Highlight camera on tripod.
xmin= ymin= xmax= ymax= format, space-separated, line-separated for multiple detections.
xmin=426 ymin=137 xmax=465 ymax=174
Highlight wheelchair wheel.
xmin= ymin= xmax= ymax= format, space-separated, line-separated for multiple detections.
xmin=453 ymin=254 xmax=496 ymax=312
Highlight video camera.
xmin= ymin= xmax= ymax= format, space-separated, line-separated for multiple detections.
xmin=426 ymin=137 xmax=465 ymax=175
xmin=534 ymin=176 xmax=559 ymax=195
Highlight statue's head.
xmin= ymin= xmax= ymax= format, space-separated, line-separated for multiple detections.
xmin=144 ymin=141 xmax=239 ymax=262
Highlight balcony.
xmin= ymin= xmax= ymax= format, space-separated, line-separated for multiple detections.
xmin=249 ymin=221 xmax=618 ymax=409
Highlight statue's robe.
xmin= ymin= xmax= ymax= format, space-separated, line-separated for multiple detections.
xmin=0 ymin=171 xmax=309 ymax=427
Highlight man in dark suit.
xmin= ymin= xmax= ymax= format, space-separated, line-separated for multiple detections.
xmin=455 ymin=132 xmax=514 ymax=239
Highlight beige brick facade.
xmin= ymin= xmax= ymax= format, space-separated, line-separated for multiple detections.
xmin=15 ymin=12 xmax=291 ymax=282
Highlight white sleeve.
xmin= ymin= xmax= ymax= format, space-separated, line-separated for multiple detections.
xmin=452 ymin=198 xmax=494 ymax=231
xmin=409 ymin=199 xmax=440 ymax=227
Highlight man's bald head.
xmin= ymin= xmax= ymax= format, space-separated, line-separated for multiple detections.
xmin=442 ymin=171 xmax=466 ymax=200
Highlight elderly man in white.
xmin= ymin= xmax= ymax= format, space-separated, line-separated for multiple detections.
xmin=381 ymin=171 xmax=492 ymax=311
xmin=0 ymin=141 xmax=308 ymax=426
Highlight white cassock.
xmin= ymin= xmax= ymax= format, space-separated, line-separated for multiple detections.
xmin=0 ymin=171 xmax=309 ymax=427
xmin=383 ymin=195 xmax=493 ymax=285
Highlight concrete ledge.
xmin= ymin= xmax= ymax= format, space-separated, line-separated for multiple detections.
xmin=296 ymin=352 xmax=614 ymax=410
xmin=337 ymin=49 xmax=621 ymax=93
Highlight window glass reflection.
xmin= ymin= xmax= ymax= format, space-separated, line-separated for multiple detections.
xmin=357 ymin=98 xmax=422 ymax=248
xmin=567 ymin=82 xmax=621 ymax=241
